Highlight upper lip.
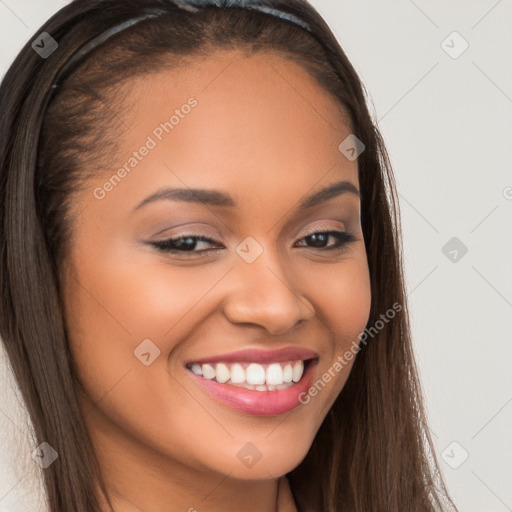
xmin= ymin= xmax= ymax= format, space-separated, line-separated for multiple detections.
xmin=185 ymin=347 xmax=319 ymax=366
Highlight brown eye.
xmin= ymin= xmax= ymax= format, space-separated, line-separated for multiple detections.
xmin=151 ymin=235 xmax=223 ymax=253
xmin=295 ymin=230 xmax=356 ymax=250
xmin=149 ymin=230 xmax=356 ymax=256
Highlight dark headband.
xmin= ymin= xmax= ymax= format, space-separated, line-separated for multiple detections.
xmin=50 ymin=1 xmax=313 ymax=90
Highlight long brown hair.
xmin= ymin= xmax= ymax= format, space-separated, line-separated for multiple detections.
xmin=0 ymin=1 xmax=457 ymax=510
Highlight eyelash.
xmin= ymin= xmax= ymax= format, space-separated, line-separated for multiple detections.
xmin=150 ymin=228 xmax=357 ymax=255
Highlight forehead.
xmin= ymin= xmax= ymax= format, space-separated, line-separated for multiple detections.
xmin=120 ymin=49 xmax=351 ymax=146
xmin=85 ymin=50 xmax=358 ymax=218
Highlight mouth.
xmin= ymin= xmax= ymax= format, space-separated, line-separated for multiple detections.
xmin=186 ymin=359 xmax=311 ymax=391
xmin=184 ymin=347 xmax=319 ymax=416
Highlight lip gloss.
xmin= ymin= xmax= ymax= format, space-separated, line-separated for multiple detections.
xmin=188 ymin=360 xmax=316 ymax=416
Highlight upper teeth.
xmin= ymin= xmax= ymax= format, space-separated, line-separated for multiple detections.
xmin=188 ymin=360 xmax=305 ymax=389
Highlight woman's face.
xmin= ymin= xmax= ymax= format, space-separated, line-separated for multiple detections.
xmin=62 ymin=50 xmax=371 ymax=486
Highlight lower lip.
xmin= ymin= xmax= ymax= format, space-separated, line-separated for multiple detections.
xmin=187 ymin=361 xmax=317 ymax=417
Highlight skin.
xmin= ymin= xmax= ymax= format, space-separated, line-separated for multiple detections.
xmin=61 ymin=50 xmax=372 ymax=512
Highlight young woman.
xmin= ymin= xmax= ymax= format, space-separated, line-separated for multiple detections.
xmin=0 ymin=1 xmax=458 ymax=511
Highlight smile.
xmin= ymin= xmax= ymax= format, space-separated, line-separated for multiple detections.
xmin=186 ymin=360 xmax=306 ymax=391
xmin=184 ymin=347 xmax=318 ymax=416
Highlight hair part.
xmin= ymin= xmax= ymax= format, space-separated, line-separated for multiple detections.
xmin=0 ymin=1 xmax=457 ymax=511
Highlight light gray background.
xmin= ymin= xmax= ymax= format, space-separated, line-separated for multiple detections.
xmin=0 ymin=1 xmax=511 ymax=511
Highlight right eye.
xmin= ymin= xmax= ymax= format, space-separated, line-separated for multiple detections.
xmin=150 ymin=235 xmax=224 ymax=254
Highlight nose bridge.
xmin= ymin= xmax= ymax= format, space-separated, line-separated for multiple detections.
xmin=222 ymin=240 xmax=314 ymax=334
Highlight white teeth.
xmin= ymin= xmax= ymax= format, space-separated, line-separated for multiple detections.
xmin=190 ymin=359 xmax=309 ymax=389
xmin=190 ymin=363 xmax=202 ymax=375
xmin=292 ymin=360 xmax=304 ymax=382
xmin=215 ymin=363 xmax=230 ymax=383
xmin=202 ymin=363 xmax=216 ymax=380
xmin=246 ymin=363 xmax=266 ymax=385
xmin=266 ymin=363 xmax=283 ymax=386
xmin=230 ymin=363 xmax=245 ymax=383
xmin=283 ymin=364 xmax=293 ymax=383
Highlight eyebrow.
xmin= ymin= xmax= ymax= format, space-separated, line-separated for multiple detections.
xmin=134 ymin=179 xmax=360 ymax=212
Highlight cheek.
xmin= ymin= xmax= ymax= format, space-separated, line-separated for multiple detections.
xmin=298 ymin=252 xmax=371 ymax=412
xmin=61 ymin=256 xmax=234 ymax=467
xmin=61 ymin=248 xmax=236 ymax=413
xmin=309 ymin=253 xmax=372 ymax=348
xmin=65 ymin=248 xmax=229 ymax=344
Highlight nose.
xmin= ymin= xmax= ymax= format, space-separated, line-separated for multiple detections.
xmin=222 ymin=250 xmax=315 ymax=335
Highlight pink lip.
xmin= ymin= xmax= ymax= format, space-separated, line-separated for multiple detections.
xmin=187 ymin=359 xmax=318 ymax=417
xmin=185 ymin=346 xmax=319 ymax=366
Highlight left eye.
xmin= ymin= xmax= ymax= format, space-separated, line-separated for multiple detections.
xmin=150 ymin=230 xmax=356 ymax=254
xmin=294 ymin=230 xmax=357 ymax=250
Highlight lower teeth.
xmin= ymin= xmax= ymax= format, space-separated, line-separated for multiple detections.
xmin=203 ymin=379 xmax=295 ymax=391
xmin=232 ymin=381 xmax=295 ymax=391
